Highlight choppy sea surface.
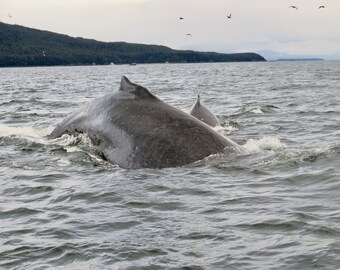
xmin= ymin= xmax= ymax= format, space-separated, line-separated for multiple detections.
xmin=0 ymin=61 xmax=340 ymax=270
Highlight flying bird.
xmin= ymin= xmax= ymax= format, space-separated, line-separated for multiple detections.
xmin=227 ymin=13 xmax=232 ymax=19
xmin=186 ymin=33 xmax=192 ymax=37
xmin=8 ymin=13 xmax=12 ymax=18
xmin=289 ymin=6 xmax=298 ymax=10
xmin=179 ymin=17 xmax=184 ymax=20
xmin=319 ymin=5 xmax=325 ymax=9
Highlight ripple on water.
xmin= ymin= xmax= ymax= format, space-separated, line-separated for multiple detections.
xmin=1 ymin=63 xmax=340 ymax=269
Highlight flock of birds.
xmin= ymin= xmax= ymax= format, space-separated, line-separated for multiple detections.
xmin=5 ymin=4 xmax=327 ymax=41
xmin=289 ymin=5 xmax=325 ymax=10
xmin=181 ymin=4 xmax=327 ymax=37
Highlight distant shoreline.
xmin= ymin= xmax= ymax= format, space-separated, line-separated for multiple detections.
xmin=273 ymin=58 xmax=324 ymax=62
xmin=2 ymin=60 xmax=337 ymax=69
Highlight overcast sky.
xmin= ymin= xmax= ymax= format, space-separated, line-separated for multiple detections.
xmin=1 ymin=0 xmax=339 ymax=60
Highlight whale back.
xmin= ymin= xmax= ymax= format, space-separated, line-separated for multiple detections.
xmin=50 ymin=77 xmax=244 ymax=169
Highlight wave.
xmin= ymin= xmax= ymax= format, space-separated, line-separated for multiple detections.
xmin=0 ymin=99 xmax=25 ymax=106
xmin=231 ymin=104 xmax=279 ymax=117
xmin=0 ymin=123 xmax=111 ymax=169
xmin=278 ymin=145 xmax=338 ymax=165
xmin=0 ymin=123 xmax=91 ymax=149
xmin=209 ymin=135 xmax=340 ymax=170
xmin=61 ymin=135 xmax=112 ymax=165
xmin=243 ymin=136 xmax=287 ymax=154
xmin=214 ymin=122 xmax=238 ymax=135
xmin=242 ymin=137 xmax=339 ymax=169
xmin=242 ymin=136 xmax=338 ymax=159
xmin=0 ymin=123 xmax=52 ymax=138
xmin=1 ymin=123 xmax=337 ymax=171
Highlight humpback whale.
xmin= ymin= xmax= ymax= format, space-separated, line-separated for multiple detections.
xmin=189 ymin=94 xmax=220 ymax=127
xmin=50 ymin=76 xmax=245 ymax=169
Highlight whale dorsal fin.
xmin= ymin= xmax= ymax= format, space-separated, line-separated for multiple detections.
xmin=194 ymin=94 xmax=201 ymax=107
xmin=119 ymin=76 xmax=156 ymax=99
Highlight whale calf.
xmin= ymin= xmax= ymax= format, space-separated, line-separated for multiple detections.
xmin=50 ymin=76 xmax=245 ymax=169
xmin=189 ymin=94 xmax=220 ymax=127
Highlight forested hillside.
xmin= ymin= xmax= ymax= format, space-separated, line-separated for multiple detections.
xmin=0 ymin=22 xmax=266 ymax=67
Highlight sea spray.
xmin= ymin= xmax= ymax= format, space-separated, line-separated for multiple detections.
xmin=244 ymin=136 xmax=287 ymax=153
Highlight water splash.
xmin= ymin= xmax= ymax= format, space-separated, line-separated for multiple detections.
xmin=244 ymin=136 xmax=287 ymax=154
xmin=0 ymin=123 xmax=52 ymax=138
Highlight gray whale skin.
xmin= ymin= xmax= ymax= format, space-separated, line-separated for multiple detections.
xmin=190 ymin=94 xmax=220 ymax=127
xmin=50 ymin=76 xmax=246 ymax=169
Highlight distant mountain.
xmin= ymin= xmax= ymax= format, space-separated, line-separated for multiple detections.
xmin=0 ymin=22 xmax=265 ymax=67
xmin=259 ymin=50 xmax=329 ymax=62
xmin=275 ymin=58 xmax=324 ymax=62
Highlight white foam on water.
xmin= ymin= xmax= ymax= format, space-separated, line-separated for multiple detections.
xmin=244 ymin=136 xmax=287 ymax=154
xmin=51 ymin=133 xmax=110 ymax=166
xmin=56 ymin=260 xmax=117 ymax=270
xmin=50 ymin=133 xmax=91 ymax=147
xmin=283 ymin=145 xmax=334 ymax=160
xmin=250 ymin=107 xmax=264 ymax=114
xmin=56 ymin=159 xmax=71 ymax=166
xmin=214 ymin=123 xmax=238 ymax=135
xmin=0 ymin=123 xmax=55 ymax=147
xmin=65 ymin=146 xmax=82 ymax=153
xmin=0 ymin=124 xmax=90 ymax=148
xmin=0 ymin=123 xmax=52 ymax=138
xmin=50 ymin=134 xmax=78 ymax=146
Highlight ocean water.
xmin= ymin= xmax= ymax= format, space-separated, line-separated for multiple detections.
xmin=0 ymin=61 xmax=339 ymax=270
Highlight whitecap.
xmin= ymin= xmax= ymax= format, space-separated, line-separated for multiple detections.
xmin=56 ymin=159 xmax=71 ymax=166
xmin=65 ymin=146 xmax=82 ymax=153
xmin=0 ymin=123 xmax=54 ymax=147
xmin=244 ymin=136 xmax=287 ymax=154
xmin=50 ymin=133 xmax=92 ymax=147
xmin=250 ymin=107 xmax=264 ymax=114
xmin=213 ymin=124 xmax=238 ymax=135
xmin=0 ymin=123 xmax=51 ymax=138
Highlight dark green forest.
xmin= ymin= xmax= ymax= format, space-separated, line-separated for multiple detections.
xmin=0 ymin=22 xmax=266 ymax=67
